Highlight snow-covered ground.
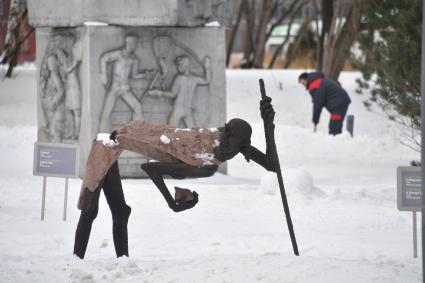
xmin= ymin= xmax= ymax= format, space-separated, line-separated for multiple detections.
xmin=0 ymin=66 xmax=421 ymax=283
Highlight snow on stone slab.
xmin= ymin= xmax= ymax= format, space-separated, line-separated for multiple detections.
xmin=160 ymin=134 xmax=171 ymax=144
xmin=213 ymin=139 xmax=220 ymax=147
xmin=174 ymin=128 xmax=192 ymax=132
xmin=205 ymin=21 xmax=220 ymax=27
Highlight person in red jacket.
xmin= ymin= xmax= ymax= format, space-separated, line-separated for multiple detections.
xmin=298 ymin=72 xmax=351 ymax=135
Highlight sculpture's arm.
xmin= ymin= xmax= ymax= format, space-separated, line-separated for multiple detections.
xmin=131 ymin=59 xmax=147 ymax=80
xmin=240 ymin=96 xmax=277 ymax=172
xmin=241 ymin=145 xmax=276 ymax=172
xmin=100 ymin=50 xmax=120 ymax=85
xmin=140 ymin=162 xmax=218 ymax=212
xmin=195 ymin=56 xmax=212 ymax=85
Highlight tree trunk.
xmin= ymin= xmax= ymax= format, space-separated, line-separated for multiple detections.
xmin=226 ymin=0 xmax=246 ymax=67
xmin=317 ymin=0 xmax=333 ymax=70
xmin=283 ymin=14 xmax=315 ymax=69
xmin=268 ymin=1 xmax=305 ymax=68
xmin=1 ymin=0 xmax=33 ymax=78
xmin=242 ymin=1 xmax=256 ymax=67
xmin=322 ymin=0 xmax=361 ymax=80
xmin=252 ymin=0 xmax=274 ymax=68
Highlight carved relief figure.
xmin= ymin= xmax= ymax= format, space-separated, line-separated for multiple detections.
xmin=62 ymin=39 xmax=82 ymax=139
xmin=39 ymin=33 xmax=82 ymax=143
xmin=150 ymin=55 xmax=211 ymax=128
xmin=99 ymin=35 xmax=145 ymax=132
xmin=42 ymin=54 xmax=66 ymax=142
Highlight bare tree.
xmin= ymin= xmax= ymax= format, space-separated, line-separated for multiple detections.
xmin=267 ymin=0 xmax=307 ymax=68
xmin=283 ymin=12 xmax=316 ymax=69
xmin=321 ymin=0 xmax=362 ymax=80
xmin=0 ymin=0 xmax=34 ymax=78
xmin=251 ymin=0 xmax=274 ymax=67
xmin=226 ymin=0 xmax=246 ymax=67
xmin=227 ymin=0 xmax=305 ymax=68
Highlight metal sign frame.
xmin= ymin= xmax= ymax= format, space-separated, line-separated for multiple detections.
xmin=397 ymin=166 xmax=422 ymax=212
xmin=33 ymin=142 xmax=80 ymax=178
xmin=33 ymin=142 xmax=80 ymax=221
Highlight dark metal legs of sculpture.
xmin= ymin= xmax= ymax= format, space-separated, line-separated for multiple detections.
xmin=73 ymin=160 xmax=217 ymax=258
xmin=74 ymin=161 xmax=131 ymax=259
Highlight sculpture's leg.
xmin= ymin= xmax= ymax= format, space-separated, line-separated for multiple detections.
xmin=102 ymin=161 xmax=131 ymax=257
xmin=183 ymin=114 xmax=195 ymax=128
xmin=74 ymin=108 xmax=81 ymax=138
xmin=122 ymin=91 xmax=143 ymax=121
xmin=99 ymin=89 xmax=118 ymax=132
xmin=73 ymin=185 xmax=101 ymax=259
xmin=168 ymin=110 xmax=183 ymax=127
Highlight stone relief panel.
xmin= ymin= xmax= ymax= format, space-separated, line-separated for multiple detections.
xmin=38 ymin=31 xmax=82 ymax=143
xmin=88 ymin=27 xmax=225 ymax=177
xmin=98 ymin=31 xmax=215 ymax=133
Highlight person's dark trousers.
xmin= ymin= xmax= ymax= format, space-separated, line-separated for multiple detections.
xmin=329 ymin=103 xmax=349 ymax=135
xmin=73 ymin=161 xmax=131 ymax=259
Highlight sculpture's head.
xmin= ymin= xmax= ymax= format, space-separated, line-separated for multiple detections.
xmin=124 ymin=35 xmax=138 ymax=52
xmin=176 ymin=55 xmax=190 ymax=73
xmin=214 ymin=118 xmax=252 ymax=162
xmin=47 ymin=55 xmax=59 ymax=71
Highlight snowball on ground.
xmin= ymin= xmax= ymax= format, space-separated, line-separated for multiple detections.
xmin=160 ymin=134 xmax=171 ymax=144
xmin=260 ymin=169 xmax=324 ymax=199
xmin=209 ymin=128 xmax=218 ymax=133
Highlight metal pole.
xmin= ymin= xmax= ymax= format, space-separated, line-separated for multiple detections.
xmin=259 ymin=79 xmax=299 ymax=256
xmin=63 ymin=178 xmax=69 ymax=221
xmin=346 ymin=115 xmax=354 ymax=137
xmin=414 ymin=211 xmax=418 ymax=258
xmin=41 ymin=176 xmax=47 ymax=221
xmin=420 ymin=0 xmax=425 ymax=280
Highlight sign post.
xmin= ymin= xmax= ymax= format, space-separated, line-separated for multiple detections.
xmin=397 ymin=166 xmax=422 ymax=258
xmin=33 ymin=142 xmax=79 ymax=221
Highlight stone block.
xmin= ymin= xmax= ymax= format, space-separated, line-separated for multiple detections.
xmin=28 ymin=0 xmax=232 ymax=27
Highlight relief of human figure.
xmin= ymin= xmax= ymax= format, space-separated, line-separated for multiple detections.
xmin=64 ymin=39 xmax=82 ymax=139
xmin=149 ymin=55 xmax=212 ymax=127
xmin=42 ymin=54 xmax=66 ymax=142
xmin=99 ymin=35 xmax=146 ymax=132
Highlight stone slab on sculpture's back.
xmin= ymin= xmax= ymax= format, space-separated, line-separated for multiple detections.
xmin=27 ymin=0 xmax=232 ymax=27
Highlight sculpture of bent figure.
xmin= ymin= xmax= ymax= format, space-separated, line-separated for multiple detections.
xmin=99 ymin=35 xmax=145 ymax=132
xmin=73 ymin=96 xmax=277 ymax=259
